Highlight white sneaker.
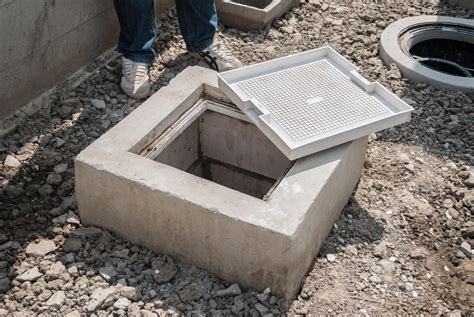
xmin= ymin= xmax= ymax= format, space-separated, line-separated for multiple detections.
xmin=192 ymin=40 xmax=243 ymax=72
xmin=120 ymin=57 xmax=151 ymax=99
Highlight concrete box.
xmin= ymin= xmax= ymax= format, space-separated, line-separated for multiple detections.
xmin=75 ymin=66 xmax=367 ymax=298
xmin=216 ymin=0 xmax=300 ymax=31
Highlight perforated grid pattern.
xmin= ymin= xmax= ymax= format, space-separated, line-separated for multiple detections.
xmin=238 ymin=60 xmax=389 ymax=141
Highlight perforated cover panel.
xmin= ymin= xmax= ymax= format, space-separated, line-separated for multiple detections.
xmin=238 ymin=60 xmax=388 ymax=142
xmin=218 ymin=46 xmax=413 ymax=159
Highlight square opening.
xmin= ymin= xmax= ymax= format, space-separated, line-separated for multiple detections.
xmin=231 ymin=0 xmax=273 ymax=9
xmin=139 ymin=100 xmax=293 ymax=200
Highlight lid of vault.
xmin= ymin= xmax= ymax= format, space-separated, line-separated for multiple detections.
xmin=217 ymin=46 xmax=413 ymax=160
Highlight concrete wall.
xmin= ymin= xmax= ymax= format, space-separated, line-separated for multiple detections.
xmin=0 ymin=0 xmax=174 ymax=120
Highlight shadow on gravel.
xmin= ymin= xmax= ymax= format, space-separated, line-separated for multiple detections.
xmin=318 ymin=197 xmax=385 ymax=257
xmin=376 ymin=81 xmax=473 ymax=167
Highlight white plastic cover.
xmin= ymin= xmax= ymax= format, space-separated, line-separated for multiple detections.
xmin=218 ymin=46 xmax=413 ymax=160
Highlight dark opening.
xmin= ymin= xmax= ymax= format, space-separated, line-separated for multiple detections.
xmin=231 ymin=0 xmax=273 ymax=9
xmin=153 ymin=110 xmax=293 ymax=200
xmin=409 ymin=38 xmax=474 ymax=77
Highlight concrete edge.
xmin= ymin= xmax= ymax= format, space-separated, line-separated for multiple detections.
xmin=379 ymin=15 xmax=474 ymax=92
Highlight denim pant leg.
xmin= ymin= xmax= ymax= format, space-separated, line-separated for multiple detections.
xmin=114 ymin=0 xmax=156 ymax=64
xmin=176 ymin=0 xmax=217 ymax=52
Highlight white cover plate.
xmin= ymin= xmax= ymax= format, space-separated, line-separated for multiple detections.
xmin=218 ymin=47 xmax=413 ymax=160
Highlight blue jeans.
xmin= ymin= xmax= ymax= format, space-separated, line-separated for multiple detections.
xmin=114 ymin=0 xmax=217 ymax=64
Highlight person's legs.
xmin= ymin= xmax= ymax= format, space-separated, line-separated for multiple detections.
xmin=176 ymin=0 xmax=217 ymax=52
xmin=176 ymin=0 xmax=242 ymax=72
xmin=114 ymin=0 xmax=155 ymax=99
xmin=114 ymin=0 xmax=156 ymax=63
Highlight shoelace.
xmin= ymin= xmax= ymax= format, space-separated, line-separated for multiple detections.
xmin=122 ymin=59 xmax=148 ymax=83
xmin=207 ymin=41 xmax=236 ymax=63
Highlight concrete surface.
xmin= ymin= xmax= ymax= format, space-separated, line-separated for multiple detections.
xmin=0 ymin=0 xmax=173 ymax=120
xmin=155 ymin=109 xmax=291 ymax=198
xmin=216 ymin=0 xmax=300 ymax=30
xmin=75 ymin=66 xmax=368 ymax=298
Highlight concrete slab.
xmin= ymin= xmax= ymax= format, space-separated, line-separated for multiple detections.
xmin=75 ymin=66 xmax=368 ymax=298
xmin=216 ymin=0 xmax=300 ymax=31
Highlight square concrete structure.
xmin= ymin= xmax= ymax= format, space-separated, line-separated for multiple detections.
xmin=216 ymin=0 xmax=300 ymax=31
xmin=75 ymin=66 xmax=368 ymax=298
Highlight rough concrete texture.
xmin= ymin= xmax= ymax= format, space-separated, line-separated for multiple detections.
xmin=0 ymin=0 xmax=174 ymax=120
xmin=216 ymin=0 xmax=300 ymax=30
xmin=154 ymin=110 xmax=290 ymax=198
xmin=75 ymin=66 xmax=368 ymax=298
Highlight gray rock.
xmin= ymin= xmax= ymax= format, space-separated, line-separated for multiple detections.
xmin=52 ymin=213 xmax=68 ymax=225
xmin=91 ymin=99 xmax=106 ymax=110
xmin=0 ymin=277 xmax=10 ymax=293
xmin=119 ymin=286 xmax=140 ymax=301
xmin=16 ymin=267 xmax=42 ymax=282
xmin=116 ymin=278 xmax=127 ymax=287
xmin=327 ymin=254 xmax=336 ymax=262
xmin=66 ymin=211 xmax=81 ymax=225
xmin=256 ymin=288 xmax=271 ymax=302
xmin=112 ymin=248 xmax=129 ymax=258
xmin=46 ymin=291 xmax=65 ymax=308
xmin=63 ymin=238 xmax=82 ymax=253
xmin=53 ymin=137 xmax=66 ymax=148
xmin=0 ymin=241 xmax=21 ymax=251
xmin=87 ymin=287 xmax=116 ymax=312
xmin=38 ymin=184 xmax=54 ymax=196
xmin=25 ymin=239 xmax=57 ymax=257
xmin=38 ymin=290 xmax=53 ymax=302
xmin=114 ymin=297 xmax=131 ymax=310
xmin=46 ymin=173 xmax=63 ymax=185
xmin=231 ymin=299 xmax=246 ymax=314
xmin=99 ymin=266 xmax=118 ymax=281
xmin=4 ymin=184 xmax=24 ymax=197
xmin=0 ymin=233 xmax=7 ymax=244
xmin=216 ymin=284 xmax=241 ymax=297
xmin=63 ymin=253 xmax=75 ymax=264
xmin=151 ymin=259 xmax=177 ymax=284
xmin=179 ymin=282 xmax=203 ymax=302
xmin=49 ymin=207 xmax=63 ymax=216
xmin=255 ymin=303 xmax=269 ymax=315
xmin=53 ymin=163 xmax=68 ymax=174
xmin=460 ymin=242 xmax=472 ymax=258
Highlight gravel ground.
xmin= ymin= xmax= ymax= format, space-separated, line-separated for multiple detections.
xmin=1 ymin=1 xmax=473 ymax=315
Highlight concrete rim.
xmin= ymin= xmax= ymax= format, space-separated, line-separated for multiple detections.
xmin=380 ymin=15 xmax=474 ymax=92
